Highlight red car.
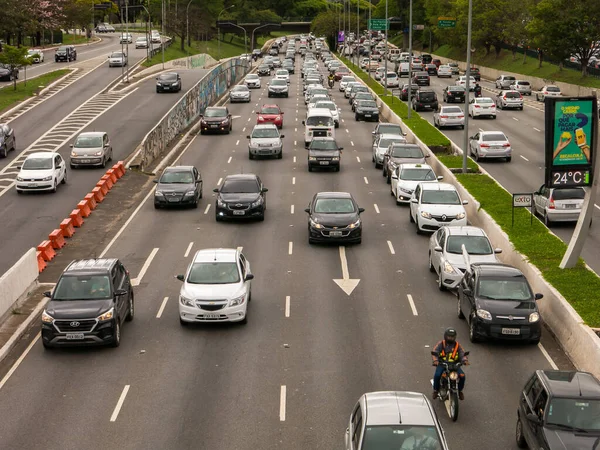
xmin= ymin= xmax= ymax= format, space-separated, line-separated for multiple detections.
xmin=256 ymin=104 xmax=284 ymax=128
xmin=334 ymin=68 xmax=350 ymax=81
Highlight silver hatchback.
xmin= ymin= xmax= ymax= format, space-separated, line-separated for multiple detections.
xmin=70 ymin=131 xmax=113 ymax=168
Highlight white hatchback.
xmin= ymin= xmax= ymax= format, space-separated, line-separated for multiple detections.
xmin=178 ymin=248 xmax=253 ymax=325
xmin=391 ymin=163 xmax=442 ymax=204
xmin=410 ymin=182 xmax=468 ymax=233
xmin=16 ymin=152 xmax=67 ymax=193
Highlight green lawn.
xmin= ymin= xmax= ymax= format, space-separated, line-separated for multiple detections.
xmin=61 ymin=34 xmax=90 ymax=45
xmin=434 ymin=44 xmax=600 ymax=89
xmin=0 ymin=69 xmax=70 ymax=113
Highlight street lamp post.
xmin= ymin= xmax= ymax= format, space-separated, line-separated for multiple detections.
xmin=356 ymin=0 xmax=359 ymax=66
xmin=161 ymin=0 xmax=165 ymax=70
xmin=223 ymin=22 xmax=247 ymax=55
xmin=218 ymin=5 xmax=235 ymax=61
xmin=383 ymin=0 xmax=388 ymax=97
xmin=251 ymin=23 xmax=272 ymax=53
xmin=462 ymin=0 xmax=473 ymax=174
xmin=186 ymin=0 xmax=193 ymax=48
xmin=407 ymin=0 xmax=413 ymax=118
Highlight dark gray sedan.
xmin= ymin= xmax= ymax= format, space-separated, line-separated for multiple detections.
xmin=154 ymin=165 xmax=203 ymax=209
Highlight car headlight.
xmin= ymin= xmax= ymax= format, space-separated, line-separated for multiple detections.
xmin=276 ymin=116 xmax=281 ymax=120
xmin=41 ymin=176 xmax=52 ymax=181
xmin=443 ymin=261 xmax=457 ymax=274
xmin=251 ymin=198 xmax=263 ymax=208
xmin=258 ymin=116 xmax=265 ymax=121
xmin=155 ymin=190 xmax=164 ymax=197
xmin=16 ymin=176 xmax=23 ymax=181
xmin=172 ymin=82 xmax=178 ymax=86
xmin=221 ymin=118 xmax=229 ymax=124
xmin=456 ymin=212 xmax=466 ymax=220
xmin=97 ymin=308 xmax=114 ymax=321
xmin=41 ymin=310 xmax=54 ymax=323
xmin=529 ymin=312 xmax=540 ymax=323
xmin=348 ymin=219 xmax=361 ymax=229
xmin=420 ymin=210 xmax=432 ymax=219
xmin=331 ymin=157 xmax=340 ymax=161
xmin=310 ymin=218 xmax=322 ymax=229
xmin=184 ymin=191 xmax=195 ymax=196
xmin=229 ymin=294 xmax=246 ymax=307
xmin=308 ymin=156 xmax=317 ymax=161
xmin=70 ymin=151 xmax=78 ymax=157
xmin=476 ymin=309 xmax=492 ymax=320
xmin=94 ymin=151 xmax=103 ymax=156
xmin=179 ymin=295 xmax=194 ymax=307
xmin=217 ymin=198 xmax=226 ymax=207
xmin=156 ymin=82 xmax=162 ymax=86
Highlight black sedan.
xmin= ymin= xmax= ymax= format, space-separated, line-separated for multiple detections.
xmin=355 ymin=100 xmax=379 ymax=122
xmin=257 ymin=64 xmax=271 ymax=76
xmin=156 ymin=72 xmax=182 ymax=93
xmin=308 ymin=138 xmax=343 ymax=172
xmin=153 ymin=165 xmax=202 ymax=209
xmin=213 ymin=174 xmax=267 ymax=221
xmin=458 ymin=263 xmax=543 ymax=344
xmin=305 ymin=192 xmax=364 ymax=244
xmin=443 ymin=85 xmax=466 ymax=103
xmin=200 ymin=106 xmax=232 ymax=134
xmin=0 ymin=123 xmax=16 ymax=158
xmin=0 ymin=64 xmax=18 ymax=81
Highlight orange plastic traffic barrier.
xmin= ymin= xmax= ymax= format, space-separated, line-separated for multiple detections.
xmin=37 ymin=240 xmax=56 ymax=261
xmin=106 ymin=169 xmax=118 ymax=184
xmin=77 ymin=200 xmax=91 ymax=218
xmin=116 ymin=161 xmax=126 ymax=176
xmin=60 ymin=218 xmax=75 ymax=238
xmin=111 ymin=163 xmax=124 ymax=179
xmin=49 ymin=229 xmax=66 ymax=249
xmin=69 ymin=209 xmax=84 ymax=227
xmin=91 ymin=187 xmax=104 ymax=203
xmin=37 ymin=251 xmax=47 ymax=273
xmin=100 ymin=174 xmax=114 ymax=189
xmin=84 ymin=193 xmax=97 ymax=210
xmin=96 ymin=180 xmax=109 ymax=196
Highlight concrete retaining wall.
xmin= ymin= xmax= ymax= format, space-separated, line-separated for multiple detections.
xmin=0 ymin=248 xmax=38 ymax=320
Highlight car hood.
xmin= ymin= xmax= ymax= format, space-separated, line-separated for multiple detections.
xmin=419 ymin=204 xmax=465 ymax=215
xmin=156 ymin=182 xmax=195 ymax=194
xmin=46 ymin=299 xmax=113 ymax=319
xmin=0 ymin=68 xmax=10 ymax=74
xmin=109 ymin=56 xmax=124 ymax=61
xmin=202 ymin=116 xmax=228 ymax=123
xmin=398 ymin=179 xmax=437 ymax=191
xmin=357 ymin=106 xmax=379 ymax=112
xmin=231 ymin=90 xmax=250 ymax=96
xmin=72 ymin=146 xmax=103 ymax=156
xmin=181 ymin=282 xmax=244 ymax=301
xmin=19 ymin=168 xmax=53 ymax=178
xmin=269 ymin=84 xmax=288 ymax=90
xmin=309 ymin=149 xmax=340 ymax=157
xmin=219 ymin=193 xmax=260 ymax=203
xmin=250 ymin=137 xmax=281 ymax=146
xmin=311 ymin=212 xmax=358 ymax=227
xmin=476 ymin=298 xmax=537 ymax=316
xmin=391 ymin=156 xmax=426 ymax=165
xmin=446 ymin=252 xmax=498 ymax=268
xmin=543 ymin=428 xmax=600 ymax=449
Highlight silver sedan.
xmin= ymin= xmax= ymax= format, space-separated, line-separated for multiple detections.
xmin=469 ymin=131 xmax=512 ymax=162
xmin=434 ymin=106 xmax=465 ymax=129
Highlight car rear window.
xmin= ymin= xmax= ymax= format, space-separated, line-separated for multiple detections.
xmin=505 ymin=92 xmax=521 ymax=98
xmin=391 ymin=146 xmax=423 ymax=158
xmin=400 ymin=168 xmax=436 ymax=181
xmin=419 ymin=92 xmax=436 ymax=101
xmin=517 ymin=81 xmax=530 ymax=86
xmin=443 ymin=107 xmax=462 ymax=113
xmin=504 ymin=76 xmax=516 ymax=81
xmin=547 ymin=86 xmax=560 ymax=92
xmin=552 ymin=188 xmax=585 ymax=200
xmin=482 ymin=133 xmax=507 ymax=142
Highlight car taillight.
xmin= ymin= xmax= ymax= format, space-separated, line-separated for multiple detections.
xmin=458 ymin=115 xmax=464 ymax=118
xmin=502 ymin=143 xmax=510 ymax=147
xmin=480 ymin=143 xmax=490 ymax=147
xmin=440 ymin=115 xmax=448 ymax=118
xmin=549 ymin=198 xmax=555 ymax=209
xmin=474 ymin=105 xmax=480 ymax=108
xmin=491 ymin=105 xmax=496 ymax=108
xmin=519 ymin=94 xmax=523 ymax=99
xmin=543 ymin=91 xmax=548 ymax=94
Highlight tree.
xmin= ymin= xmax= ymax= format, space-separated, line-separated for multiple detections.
xmin=0 ymin=45 xmax=31 ymax=90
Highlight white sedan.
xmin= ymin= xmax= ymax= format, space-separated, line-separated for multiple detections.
xmin=433 ymin=106 xmax=465 ymax=129
xmin=274 ymin=69 xmax=290 ymax=84
xmin=468 ymin=97 xmax=496 ymax=119
xmin=456 ymin=76 xmax=476 ymax=90
xmin=391 ymin=163 xmax=442 ymax=204
xmin=26 ymin=49 xmax=44 ymax=63
xmin=16 ymin=152 xmax=67 ymax=193
xmin=469 ymin=131 xmax=512 ymax=162
xmin=437 ymin=65 xmax=452 ymax=78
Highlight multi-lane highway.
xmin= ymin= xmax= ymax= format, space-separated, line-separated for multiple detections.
xmin=0 ymin=33 xmax=209 ymax=275
xmin=0 ymin=50 xmax=573 ymax=449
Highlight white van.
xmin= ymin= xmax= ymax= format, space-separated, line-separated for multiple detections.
xmin=399 ymin=62 xmax=410 ymax=77
xmin=302 ymin=108 xmax=335 ymax=147
xmin=388 ymin=48 xmax=401 ymax=60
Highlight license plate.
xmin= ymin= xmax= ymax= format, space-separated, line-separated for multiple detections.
xmin=502 ymin=328 xmax=521 ymax=335
xmin=364 ymin=114 xmax=372 ymax=117
xmin=233 ymin=210 xmax=245 ymax=215
xmin=565 ymin=204 xmax=577 ymax=209
xmin=330 ymin=231 xmax=343 ymax=237
xmin=29 ymin=183 xmax=38 ymax=187
xmin=319 ymin=161 xmax=330 ymax=165
xmin=203 ymin=314 xmax=220 ymax=319
xmin=163 ymin=87 xmax=170 ymax=90
xmin=168 ymin=198 xmax=180 ymax=203
xmin=66 ymin=333 xmax=85 ymax=340
xmin=80 ymin=159 xmax=90 ymax=163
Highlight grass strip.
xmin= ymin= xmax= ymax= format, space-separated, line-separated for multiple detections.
xmin=0 ymin=69 xmax=70 ymax=113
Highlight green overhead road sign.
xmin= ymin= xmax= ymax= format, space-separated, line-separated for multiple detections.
xmin=369 ymin=19 xmax=389 ymax=31
xmin=438 ymin=17 xmax=456 ymax=28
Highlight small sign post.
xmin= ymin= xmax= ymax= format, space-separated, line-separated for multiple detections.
xmin=512 ymin=193 xmax=533 ymax=227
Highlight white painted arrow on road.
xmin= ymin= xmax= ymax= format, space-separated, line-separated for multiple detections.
xmin=333 ymin=246 xmax=360 ymax=295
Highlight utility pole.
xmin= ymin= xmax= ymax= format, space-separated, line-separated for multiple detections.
xmin=462 ymin=0 xmax=473 ymax=174
xmin=383 ymin=0 xmax=388 ymax=97
xmin=407 ymin=0 xmax=413 ymax=118
xmin=125 ymin=0 xmax=129 ymax=82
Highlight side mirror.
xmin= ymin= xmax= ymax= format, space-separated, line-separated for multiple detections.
xmin=244 ymin=273 xmax=255 ymax=281
xmin=391 ymin=173 xmax=398 ymax=180
xmin=338 ymin=147 xmax=344 ymax=150
xmin=410 ymin=198 xmax=418 ymax=204
xmin=434 ymin=246 xmax=443 ymax=252
xmin=358 ymin=207 xmax=365 ymax=214
xmin=462 ymin=288 xmax=472 ymax=296
xmin=304 ymin=208 xmax=310 ymax=213
xmin=115 ymin=289 xmax=127 ymax=296
xmin=16 ymin=166 xmax=21 ymax=170
xmin=469 ymin=135 xmax=475 ymax=140
xmin=526 ymin=414 xmax=541 ymax=425
xmin=246 ymin=135 xmax=251 ymax=139
xmin=437 ymin=176 xmax=444 ymax=180
xmin=43 ymin=291 xmax=52 ymax=298
xmin=494 ymin=248 xmax=502 ymax=254
xmin=262 ymin=188 xmax=269 ymax=193
xmin=213 ymin=188 xmax=219 ymax=193
xmin=535 ymin=293 xmax=544 ymax=300
xmin=176 ymin=274 xmax=185 ymax=281
xmin=462 ymin=200 xmax=469 ymax=205
xmin=301 ymin=120 xmax=306 ymax=125
xmin=280 ymin=135 xmax=285 ymax=138
xmin=425 ymin=154 xmax=431 ymax=158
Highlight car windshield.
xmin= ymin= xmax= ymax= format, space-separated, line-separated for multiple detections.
xmin=28 ymin=50 xmax=39 ymax=55
xmin=315 ymin=102 xmax=335 ymax=111
xmin=187 ymin=262 xmax=240 ymax=284
xmin=505 ymin=92 xmax=521 ymax=98
xmin=477 ymin=278 xmax=532 ymax=300
xmin=246 ymin=75 xmax=259 ymax=80
xmin=53 ymin=275 xmax=112 ymax=300
xmin=259 ymin=65 xmax=269 ymax=70
xmin=111 ymin=52 xmax=124 ymax=58
xmin=378 ymin=124 xmax=402 ymax=135
xmin=233 ymin=85 xmax=249 ymax=92
xmin=477 ymin=98 xmax=494 ymax=104
xmin=401 ymin=168 xmax=436 ymax=181
xmin=272 ymin=79 xmax=287 ymax=86
xmin=160 ymin=170 xmax=194 ymax=184
xmin=22 ymin=157 xmax=52 ymax=170
xmin=419 ymin=92 xmax=436 ymax=101
xmin=57 ymin=46 xmax=68 ymax=52
xmin=137 ymin=38 xmax=146 ymax=42
xmin=547 ymin=398 xmax=600 ymax=431
xmin=446 ymin=236 xmax=493 ymax=255
xmin=306 ymin=116 xmax=333 ymax=126
xmin=252 ymin=128 xmax=279 ymax=138
xmin=356 ymin=94 xmax=373 ymax=101
xmin=314 ymin=198 xmax=355 ymax=213
xmin=379 ymin=138 xmax=404 ymax=149
xmin=361 ymin=425 xmax=443 ymax=450
xmin=341 ymin=76 xmax=355 ymax=82
xmin=359 ymin=101 xmax=377 ymax=108
xmin=205 ymin=108 xmax=226 ymax=117
xmin=553 ymin=188 xmax=585 ymax=200
xmin=421 ymin=190 xmax=460 ymax=205
xmin=443 ymin=107 xmax=463 ymax=114
xmin=220 ymin=179 xmax=259 ymax=193
xmin=517 ymin=81 xmax=530 ymax=86
xmin=159 ymin=73 xmax=177 ymax=81
xmin=74 ymin=135 xmax=103 ymax=148
xmin=547 ymin=86 xmax=560 ymax=92
xmin=260 ymin=107 xmax=280 ymax=114
xmin=310 ymin=140 xmax=338 ymax=150
xmin=482 ymin=133 xmax=507 ymax=142
xmin=276 ymin=70 xmax=288 ymax=76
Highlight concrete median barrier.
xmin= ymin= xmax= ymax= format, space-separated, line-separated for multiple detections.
xmin=0 ymin=249 xmax=39 ymax=320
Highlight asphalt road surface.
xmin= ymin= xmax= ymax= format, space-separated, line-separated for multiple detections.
xmin=0 ymin=53 xmax=574 ymax=450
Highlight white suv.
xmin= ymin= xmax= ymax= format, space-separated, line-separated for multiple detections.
xmin=409 ymin=183 xmax=468 ymax=233
xmin=177 ymin=248 xmax=253 ymax=325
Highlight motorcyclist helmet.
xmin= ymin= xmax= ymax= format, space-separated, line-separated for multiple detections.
xmin=444 ymin=327 xmax=457 ymax=344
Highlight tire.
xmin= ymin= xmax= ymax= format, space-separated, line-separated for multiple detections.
xmin=409 ymin=211 xmax=415 ymax=223
xmin=544 ymin=212 xmax=551 ymax=227
xmin=108 ymin=149 xmax=113 ymax=161
xmin=192 ymin=198 xmax=199 ymax=208
xmin=469 ymin=316 xmax=480 ymax=343
xmin=154 ymin=203 xmax=160 ymax=209
xmin=240 ymin=314 xmax=248 ymax=325
xmin=457 ymin=297 xmax=465 ymax=319
xmin=52 ymin=180 xmax=57 ymax=193
xmin=277 ymin=152 xmax=282 ymax=160
xmin=449 ymin=391 xmax=460 ymax=422
xmin=110 ymin=320 xmax=121 ymax=347
xmin=125 ymin=295 xmax=134 ymax=321
xmin=42 ymin=341 xmax=52 ymax=349
xmin=415 ymin=217 xmax=421 ymax=234
xmin=216 ymin=214 xmax=223 ymax=222
xmin=101 ymin=157 xmax=106 ymax=168
xmin=258 ymin=213 xmax=265 ymax=222
xmin=249 ymin=151 xmax=254 ymax=160
xmin=428 ymin=252 xmax=435 ymax=273
xmin=61 ymin=170 xmax=67 ymax=184
xmin=308 ymin=166 xmax=313 ymax=172
xmin=516 ymin=417 xmax=528 ymax=448
xmin=438 ymin=272 xmax=446 ymax=291
xmin=1 ymin=147 xmax=7 ymax=158
xmin=529 ymin=336 xmax=540 ymax=345
xmin=179 ymin=317 xmax=189 ymax=326
xmin=506 ymin=157 xmax=512 ymax=162
xmin=355 ymin=114 xmax=359 ymax=121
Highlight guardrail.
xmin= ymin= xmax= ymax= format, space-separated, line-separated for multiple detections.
xmin=149 ymin=37 xmax=173 ymax=58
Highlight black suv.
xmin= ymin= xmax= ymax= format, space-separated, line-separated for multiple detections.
xmin=308 ymin=137 xmax=343 ymax=172
xmin=55 ymin=45 xmax=76 ymax=62
xmin=41 ymin=259 xmax=134 ymax=348
xmin=457 ymin=263 xmax=543 ymax=344
xmin=411 ymin=89 xmax=439 ymax=112
xmin=516 ymin=370 xmax=600 ymax=449
xmin=412 ymin=71 xmax=430 ymax=86
xmin=213 ymin=174 xmax=268 ymax=221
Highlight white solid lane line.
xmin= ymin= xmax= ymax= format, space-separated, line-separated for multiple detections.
xmin=533 ymin=127 xmax=541 ymax=132
xmin=374 ymin=204 xmax=380 ymax=214
xmin=110 ymin=385 xmax=131 ymax=422
xmin=293 ymin=156 xmax=296 ymax=163
xmin=156 ymin=297 xmax=169 ymax=319
xmin=288 ymin=242 xmax=293 ymax=255
xmin=290 ymin=205 xmax=295 ymax=214
xmin=407 ymin=294 xmax=418 ymax=316
xmin=131 ymin=248 xmax=159 ymax=287
xmin=292 ymin=177 xmax=296 ymax=185
xmin=512 ymin=117 xmax=519 ymax=121
xmin=345 ymin=129 xmax=349 ymax=133
xmin=364 ymin=177 xmax=369 ymax=185
xmin=184 ymin=242 xmax=194 ymax=258
xmin=204 ymin=204 xmax=211 ymax=214
xmin=520 ymin=155 xmax=529 ymax=161
xmin=217 ymin=177 xmax=222 ymax=186
xmin=387 ymin=240 xmax=395 ymax=255
xmin=235 ymin=140 xmax=239 ymax=146
xmin=351 ymin=141 xmax=355 ymax=146
xmin=285 ymin=296 xmax=290 ymax=318
xmin=227 ymin=156 xmax=232 ymax=164
xmin=0 ymin=332 xmax=40 ymax=391
xmin=280 ymin=385 xmax=287 ymax=421
xmin=595 ymin=204 xmax=600 ymax=211
xmin=538 ymin=343 xmax=559 ymax=370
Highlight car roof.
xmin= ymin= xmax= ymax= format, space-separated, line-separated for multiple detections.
xmin=306 ymin=108 xmax=333 ymax=117
xmin=164 ymin=165 xmax=194 ymax=172
xmin=206 ymin=106 xmax=227 ymax=111
xmin=26 ymin=152 xmax=57 ymax=159
xmin=77 ymin=131 xmax=105 ymax=138
xmin=260 ymin=104 xmax=280 ymax=108
xmin=377 ymin=122 xmax=401 ymax=128
xmin=378 ymin=134 xmax=406 ymax=142
xmin=443 ymin=225 xmax=487 ymax=237
xmin=399 ymin=163 xmax=433 ymax=170
xmin=474 ymin=97 xmax=493 ymax=102
xmin=253 ymin=123 xmax=278 ymax=129
xmin=192 ymin=248 xmax=238 ymax=264
xmin=420 ymin=182 xmax=456 ymax=191
xmin=537 ymin=370 xmax=600 ymax=399
xmin=364 ymin=391 xmax=436 ymax=426
xmin=315 ymin=191 xmax=353 ymax=199
xmin=472 ymin=263 xmax=524 ymax=277
xmin=65 ymin=258 xmax=118 ymax=274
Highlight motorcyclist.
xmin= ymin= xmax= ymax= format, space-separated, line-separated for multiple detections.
xmin=474 ymin=82 xmax=482 ymax=97
xmin=328 ymin=73 xmax=335 ymax=88
xmin=432 ymin=328 xmax=469 ymax=400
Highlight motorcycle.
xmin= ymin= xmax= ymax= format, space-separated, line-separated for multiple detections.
xmin=328 ymin=78 xmax=335 ymax=89
xmin=430 ymin=351 xmax=469 ymax=422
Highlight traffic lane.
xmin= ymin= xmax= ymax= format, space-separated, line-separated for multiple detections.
xmin=0 ymin=69 xmax=209 ymax=276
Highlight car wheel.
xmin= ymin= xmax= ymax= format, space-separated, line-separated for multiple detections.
xmin=249 ymin=151 xmax=254 ymax=160
xmin=277 ymin=152 xmax=282 ymax=160
xmin=461 ymin=125 xmax=465 ymax=129
xmin=52 ymin=180 xmax=57 ymax=193
xmin=1 ymin=147 xmax=7 ymax=158
xmin=216 ymin=213 xmax=223 ymax=222
xmin=415 ymin=217 xmax=421 ymax=234
xmin=154 ymin=202 xmax=160 ymax=209
xmin=386 ymin=173 xmax=391 ymax=184
xmin=355 ymin=114 xmax=359 ymax=121
xmin=438 ymin=272 xmax=446 ymax=291
xmin=125 ymin=295 xmax=134 ymax=321
xmin=457 ymin=297 xmax=465 ymax=319
xmin=192 ymin=198 xmax=199 ymax=208
xmin=101 ymin=157 xmax=106 ymax=168
xmin=108 ymin=149 xmax=113 ymax=161
xmin=258 ymin=213 xmax=265 ymax=222
xmin=428 ymin=252 xmax=435 ymax=273
xmin=240 ymin=314 xmax=248 ymax=325
xmin=179 ymin=317 xmax=189 ymax=326
xmin=506 ymin=156 xmax=512 ymax=162
xmin=61 ymin=171 xmax=67 ymax=184
xmin=529 ymin=336 xmax=541 ymax=345
xmin=335 ymin=166 xmax=340 ymax=172
xmin=473 ymin=149 xmax=480 ymax=161
xmin=516 ymin=417 xmax=528 ymax=448
xmin=469 ymin=316 xmax=480 ymax=343
xmin=308 ymin=166 xmax=313 ymax=172
xmin=544 ymin=211 xmax=551 ymax=227
xmin=110 ymin=320 xmax=121 ymax=347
